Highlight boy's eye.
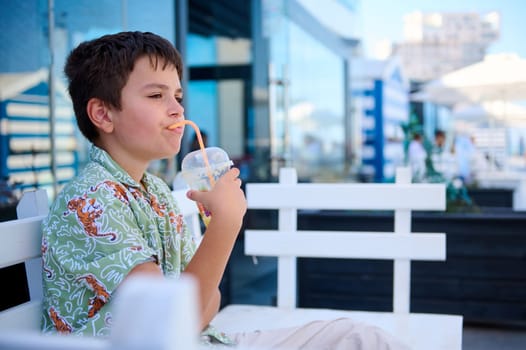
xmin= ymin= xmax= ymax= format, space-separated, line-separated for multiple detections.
xmin=176 ymin=96 xmax=183 ymax=103
xmin=149 ymin=93 xmax=162 ymax=99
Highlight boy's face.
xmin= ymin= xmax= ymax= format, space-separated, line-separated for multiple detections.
xmin=105 ymin=55 xmax=185 ymax=165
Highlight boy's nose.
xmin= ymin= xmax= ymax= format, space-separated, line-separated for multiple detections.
xmin=168 ymin=99 xmax=184 ymax=117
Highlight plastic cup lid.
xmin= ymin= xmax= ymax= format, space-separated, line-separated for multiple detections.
xmin=181 ymin=147 xmax=231 ymax=171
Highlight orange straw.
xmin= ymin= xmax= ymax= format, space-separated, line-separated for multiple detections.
xmin=169 ymin=120 xmax=215 ymax=186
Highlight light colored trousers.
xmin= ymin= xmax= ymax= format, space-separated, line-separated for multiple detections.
xmin=223 ymin=318 xmax=411 ymax=350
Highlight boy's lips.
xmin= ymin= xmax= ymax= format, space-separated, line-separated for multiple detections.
xmin=169 ymin=126 xmax=184 ymax=134
xmin=168 ymin=121 xmax=185 ymax=130
xmin=168 ymin=121 xmax=185 ymax=133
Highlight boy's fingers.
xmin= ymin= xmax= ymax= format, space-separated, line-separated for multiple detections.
xmin=223 ymin=167 xmax=240 ymax=180
xmin=186 ymin=168 xmax=241 ymax=202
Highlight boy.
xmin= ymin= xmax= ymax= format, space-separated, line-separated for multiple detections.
xmin=42 ymin=31 xmax=407 ymax=349
xmin=41 ymin=31 xmax=246 ymax=341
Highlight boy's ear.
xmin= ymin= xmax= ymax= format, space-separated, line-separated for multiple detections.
xmin=87 ymin=98 xmax=114 ymax=133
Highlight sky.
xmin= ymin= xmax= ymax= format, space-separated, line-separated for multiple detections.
xmin=359 ymin=0 xmax=526 ymax=59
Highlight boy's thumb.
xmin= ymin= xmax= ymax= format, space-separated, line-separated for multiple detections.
xmin=186 ymin=189 xmax=204 ymax=203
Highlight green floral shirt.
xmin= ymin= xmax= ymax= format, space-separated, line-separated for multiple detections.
xmin=41 ymin=145 xmax=197 ymax=336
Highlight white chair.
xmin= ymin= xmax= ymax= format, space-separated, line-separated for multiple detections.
xmin=172 ymin=188 xmax=203 ymax=243
xmin=212 ymin=167 xmax=463 ymax=350
xmin=0 ymin=190 xmax=48 ymax=332
xmin=0 ymin=190 xmax=201 ymax=350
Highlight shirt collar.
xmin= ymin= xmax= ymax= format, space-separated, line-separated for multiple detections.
xmin=89 ymin=145 xmax=147 ymax=189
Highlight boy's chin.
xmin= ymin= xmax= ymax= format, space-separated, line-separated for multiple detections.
xmin=157 ymin=149 xmax=180 ymax=159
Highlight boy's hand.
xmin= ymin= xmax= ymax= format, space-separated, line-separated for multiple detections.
xmin=187 ymin=168 xmax=247 ymax=231
xmin=183 ymin=168 xmax=246 ymax=327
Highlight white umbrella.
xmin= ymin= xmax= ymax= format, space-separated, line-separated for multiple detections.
xmin=453 ymin=101 xmax=526 ymax=127
xmin=416 ymin=54 xmax=526 ymax=106
xmin=414 ymin=54 xmax=526 ymax=171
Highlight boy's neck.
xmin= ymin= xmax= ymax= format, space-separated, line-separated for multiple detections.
xmin=96 ymin=142 xmax=148 ymax=184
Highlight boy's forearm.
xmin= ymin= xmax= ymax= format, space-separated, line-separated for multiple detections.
xmin=200 ymin=288 xmax=221 ymax=329
xmin=184 ymin=218 xmax=240 ymax=327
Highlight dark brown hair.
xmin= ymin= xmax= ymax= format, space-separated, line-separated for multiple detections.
xmin=64 ymin=31 xmax=183 ymax=142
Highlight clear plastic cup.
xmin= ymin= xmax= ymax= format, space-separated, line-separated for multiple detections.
xmin=180 ymin=147 xmax=233 ymax=227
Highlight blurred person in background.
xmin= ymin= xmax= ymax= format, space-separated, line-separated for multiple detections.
xmin=454 ymin=134 xmax=479 ymax=185
xmin=408 ymin=133 xmax=427 ymax=181
xmin=469 ymin=134 xmax=490 ymax=183
xmin=431 ymin=129 xmax=457 ymax=181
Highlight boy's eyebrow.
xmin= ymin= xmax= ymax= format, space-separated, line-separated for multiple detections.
xmin=142 ymin=83 xmax=183 ymax=93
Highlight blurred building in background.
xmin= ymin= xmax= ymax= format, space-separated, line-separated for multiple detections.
xmin=351 ymin=57 xmax=409 ymax=182
xmin=391 ymin=10 xmax=502 ymax=175
xmin=393 ymin=11 xmax=500 ymax=82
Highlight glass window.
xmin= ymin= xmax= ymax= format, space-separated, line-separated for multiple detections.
xmin=289 ymin=21 xmax=345 ymax=180
xmin=1 ymin=0 xmax=176 ymax=199
xmin=268 ymin=15 xmax=346 ymax=180
xmin=187 ymin=34 xmax=217 ymax=67
xmin=186 ymin=81 xmax=218 ymax=151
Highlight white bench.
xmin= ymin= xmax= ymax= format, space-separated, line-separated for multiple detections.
xmin=172 ymin=187 xmax=202 ymax=243
xmin=0 ymin=173 xmax=463 ymax=349
xmin=0 ymin=189 xmax=201 ymax=350
xmin=0 ymin=190 xmax=49 ymax=332
xmin=212 ymin=167 xmax=463 ymax=349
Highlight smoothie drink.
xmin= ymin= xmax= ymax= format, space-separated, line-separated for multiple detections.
xmin=180 ymin=147 xmax=232 ymax=227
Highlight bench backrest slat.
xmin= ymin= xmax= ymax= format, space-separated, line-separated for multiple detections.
xmin=0 ymin=216 xmax=46 ymax=268
xmin=247 ymin=183 xmax=445 ymax=211
xmin=245 ymin=231 xmax=446 ymax=260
